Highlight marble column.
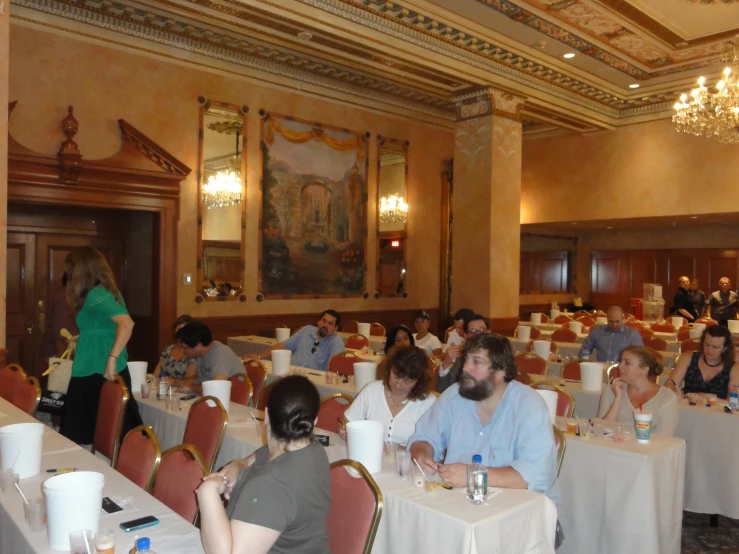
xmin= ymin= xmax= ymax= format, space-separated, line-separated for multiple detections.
xmin=450 ymin=88 xmax=525 ymax=333
xmin=0 ymin=0 xmax=8 ymax=363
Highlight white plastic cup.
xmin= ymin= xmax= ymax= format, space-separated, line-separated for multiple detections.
xmin=517 ymin=325 xmax=531 ymax=342
xmin=671 ymin=316 xmax=684 ymax=329
xmin=0 ymin=422 xmax=44 ymax=479
xmin=271 ymin=349 xmax=292 ymax=376
xmin=693 ymin=323 xmax=707 ymax=334
xmin=530 ymin=313 xmax=542 ymax=324
xmin=689 ymin=329 xmax=702 ymax=340
xmin=596 ymin=317 xmax=607 ymax=325
xmin=532 ymin=340 xmax=550 ymax=360
xmin=357 ymin=323 xmax=371 ymax=339
xmin=44 ymin=471 xmax=104 ymax=551
xmin=275 ymin=328 xmax=291 ymax=343
xmin=550 ymin=309 xmax=561 ymax=321
xmin=536 ymin=390 xmax=558 ymax=424
xmin=634 ymin=411 xmax=653 ymax=444
xmin=126 ymin=362 xmax=148 ymax=396
xmin=346 ymin=420 xmax=384 ymax=474
xmin=202 ymin=380 xmax=232 ymax=414
xmin=581 ymin=362 xmax=605 ymax=391
xmin=353 ymin=362 xmax=377 ymax=391
xmin=569 ymin=321 xmax=583 ymax=335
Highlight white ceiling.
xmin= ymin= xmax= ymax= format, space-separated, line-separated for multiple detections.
xmin=624 ymin=0 xmax=739 ymax=40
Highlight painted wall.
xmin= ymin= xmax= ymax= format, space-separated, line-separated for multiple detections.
xmin=0 ymin=5 xmax=8 ymax=354
xmin=521 ymin=119 xmax=739 ymax=225
xmin=8 ymin=23 xmax=453 ymax=318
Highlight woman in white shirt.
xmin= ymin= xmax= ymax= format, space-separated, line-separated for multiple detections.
xmin=412 ymin=310 xmax=443 ymax=356
xmin=597 ymin=346 xmax=679 ymax=436
xmin=342 ymin=345 xmax=436 ymax=446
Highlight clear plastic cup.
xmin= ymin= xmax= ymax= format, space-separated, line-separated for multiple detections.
xmin=566 ymin=419 xmax=578 ymax=434
xmin=140 ymin=382 xmax=150 ymax=399
xmin=69 ymin=529 xmax=94 ymax=554
xmin=578 ymin=420 xmax=591 ymax=440
xmin=24 ymin=497 xmax=45 ymax=532
xmin=325 ymin=372 xmax=334 ymax=384
xmin=593 ymin=422 xmax=604 ymax=438
xmin=613 ymin=424 xmax=625 ymax=443
xmin=395 ymin=450 xmax=411 ymax=480
xmin=0 ymin=469 xmax=19 ymax=493
xmin=411 ymin=462 xmax=425 ymax=488
xmin=94 ymin=528 xmax=115 ymax=554
xmin=423 ymin=469 xmax=439 ymax=494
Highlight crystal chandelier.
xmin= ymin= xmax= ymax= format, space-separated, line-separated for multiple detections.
xmin=203 ymin=130 xmax=243 ymax=209
xmin=379 ymin=194 xmax=409 ymax=224
xmin=673 ymin=39 xmax=739 ymax=144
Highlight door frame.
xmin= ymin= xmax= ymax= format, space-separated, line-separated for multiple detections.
xmin=6 ymin=103 xmax=191 ymax=364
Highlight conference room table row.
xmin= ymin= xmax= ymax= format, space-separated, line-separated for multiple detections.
xmin=520 ymin=322 xmax=681 ymax=350
xmin=0 ymin=397 xmax=204 ymax=554
xmin=136 ymin=393 xmax=558 ymax=554
xmin=228 ymin=333 xmax=386 ymax=357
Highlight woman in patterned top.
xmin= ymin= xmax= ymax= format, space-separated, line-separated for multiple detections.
xmin=153 ymin=314 xmax=197 ymax=381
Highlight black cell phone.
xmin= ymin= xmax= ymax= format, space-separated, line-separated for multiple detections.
xmin=315 ymin=434 xmax=330 ymax=446
xmin=102 ymin=496 xmax=123 ymax=514
xmin=180 ymin=394 xmax=197 ymax=401
xmin=120 ymin=515 xmax=159 ymax=532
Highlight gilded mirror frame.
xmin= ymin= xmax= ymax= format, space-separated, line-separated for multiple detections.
xmin=195 ymin=97 xmax=248 ymax=302
xmin=375 ymin=136 xmax=409 ymax=298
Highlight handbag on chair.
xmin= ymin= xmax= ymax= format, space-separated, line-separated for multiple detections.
xmin=37 ymin=330 xmax=76 ymax=414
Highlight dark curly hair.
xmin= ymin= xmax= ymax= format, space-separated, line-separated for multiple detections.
xmin=461 ymin=333 xmax=517 ymax=383
xmin=267 ymin=375 xmax=320 ymax=444
xmin=383 ymin=325 xmax=415 ymax=354
xmin=380 ymin=345 xmax=432 ymax=401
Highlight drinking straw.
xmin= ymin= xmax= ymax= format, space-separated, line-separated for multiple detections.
xmin=412 ymin=458 xmax=429 ymax=481
xmin=639 ymin=404 xmax=643 ymax=413
xmin=250 ymin=413 xmax=259 ymax=424
xmin=10 ymin=450 xmax=20 ymax=472
xmin=14 ymin=482 xmax=29 ymax=506
xmin=82 ymin=531 xmax=92 ymax=554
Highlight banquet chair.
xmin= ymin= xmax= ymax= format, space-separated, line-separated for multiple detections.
xmin=525 ymin=340 xmax=558 ymax=355
xmin=514 ymin=372 xmax=533 ymax=385
xmin=11 ymin=376 xmax=41 ymax=415
xmin=574 ymin=310 xmax=591 ymax=318
xmin=91 ymin=375 xmax=129 ymax=466
xmin=593 ymin=310 xmax=607 ymax=317
xmin=0 ymin=363 xmax=27 ymax=401
xmin=538 ymin=313 xmax=550 ymax=323
xmin=643 ymin=336 xmax=668 ymax=352
xmin=637 ymin=327 xmax=654 ymax=339
xmin=114 ymin=425 xmax=161 ymax=492
xmin=369 ymin=323 xmax=386 ymax=337
xmin=553 ymin=425 xmax=566 ymax=478
xmin=561 ymin=361 xmax=581 ymax=381
xmin=531 ymin=382 xmax=575 ymax=418
xmin=514 ymin=353 xmax=548 ymax=376
xmin=553 ymin=315 xmax=572 ymax=325
xmin=328 ymin=459 xmax=383 ymax=554
xmin=229 ymin=374 xmax=253 ymax=406
xmin=695 ymin=318 xmax=718 ymax=327
xmin=182 ymin=396 xmax=228 ymax=472
xmin=317 ymin=393 xmax=354 ymax=433
xmin=625 ymin=320 xmax=643 ymax=329
xmin=256 ymin=379 xmax=278 ymax=411
xmin=243 ymin=359 xmax=267 ymax=407
xmin=444 ymin=326 xmax=456 ymax=342
xmin=677 ymin=328 xmax=692 ymax=342
xmin=576 ymin=316 xmax=596 ymax=328
xmin=329 ymin=351 xmax=363 ymax=376
xmin=346 ymin=334 xmax=371 ymax=350
xmin=343 ymin=320 xmax=360 ymax=334
xmin=605 ymin=363 xmax=620 ymax=383
xmin=650 ymin=322 xmax=676 ymax=333
xmin=151 ymin=444 xmax=207 ymax=524
xmin=551 ymin=328 xmax=578 ymax=343
xmin=680 ymin=339 xmax=701 ymax=354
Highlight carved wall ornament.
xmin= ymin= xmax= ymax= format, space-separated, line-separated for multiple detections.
xmin=57 ymin=106 xmax=82 ymax=184
xmin=454 ymin=118 xmax=492 ymax=159
xmin=493 ymin=118 xmax=522 ymax=159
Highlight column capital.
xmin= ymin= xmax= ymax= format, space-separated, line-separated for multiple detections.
xmin=453 ymin=87 xmax=526 ymax=122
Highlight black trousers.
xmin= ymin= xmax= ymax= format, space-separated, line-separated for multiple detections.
xmin=60 ymin=367 xmax=143 ymax=445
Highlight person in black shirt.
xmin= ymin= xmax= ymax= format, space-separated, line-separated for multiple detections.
xmin=673 ymin=275 xmax=698 ymax=322
xmin=689 ymin=278 xmax=707 ymax=319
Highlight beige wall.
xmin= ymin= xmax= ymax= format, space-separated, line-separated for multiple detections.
xmin=521 ymin=119 xmax=739 ymax=225
xmin=9 ymin=24 xmax=453 ymax=318
xmin=0 ymin=3 xmax=8 ymax=351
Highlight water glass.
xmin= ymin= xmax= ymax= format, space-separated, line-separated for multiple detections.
xmin=69 ymin=529 xmax=94 ymax=554
xmin=423 ymin=469 xmax=439 ymax=494
xmin=24 ymin=498 xmax=45 ymax=532
xmin=613 ymin=424 xmax=625 ymax=443
xmin=170 ymin=396 xmax=181 ymax=411
xmin=593 ymin=422 xmax=604 ymax=438
xmin=325 ymin=372 xmax=334 ymax=384
xmin=0 ymin=469 xmax=19 ymax=493
xmin=94 ymin=528 xmax=116 ymax=554
xmin=578 ymin=420 xmax=591 ymax=440
xmin=395 ymin=450 xmax=411 ymax=480
xmin=140 ymin=382 xmax=150 ymax=399
xmin=410 ymin=461 xmax=425 ymax=488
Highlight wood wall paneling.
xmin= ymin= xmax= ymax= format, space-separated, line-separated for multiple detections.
xmin=520 ymin=251 xmax=568 ymax=294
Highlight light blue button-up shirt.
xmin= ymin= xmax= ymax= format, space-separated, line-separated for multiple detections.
xmin=578 ymin=324 xmax=643 ymax=362
xmin=282 ymin=325 xmax=345 ymax=370
xmin=407 ymin=381 xmax=560 ymax=506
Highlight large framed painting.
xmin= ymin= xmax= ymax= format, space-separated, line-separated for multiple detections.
xmin=259 ymin=112 xmax=369 ymax=298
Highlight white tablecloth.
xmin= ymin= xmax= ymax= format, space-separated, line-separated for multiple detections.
xmin=138 ymin=394 xmax=558 ymax=553
xmin=555 ymin=417 xmax=685 ymax=554
xmin=0 ymin=398 xmax=204 ymax=554
xmin=518 ymin=324 xmax=680 ymax=353
xmin=511 ymin=340 xmax=679 ymax=367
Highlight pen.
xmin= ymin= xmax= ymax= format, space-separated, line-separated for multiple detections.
xmin=307 ymin=372 xmax=323 ymax=378
xmin=46 ymin=468 xmax=77 ymax=473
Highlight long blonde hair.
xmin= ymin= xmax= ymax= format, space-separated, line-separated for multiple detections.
xmin=65 ymin=246 xmax=122 ymax=313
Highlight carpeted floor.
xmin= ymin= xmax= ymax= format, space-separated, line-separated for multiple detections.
xmin=682 ymin=511 xmax=739 ymax=553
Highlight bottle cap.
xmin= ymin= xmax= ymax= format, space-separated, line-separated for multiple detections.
xmin=472 ymin=454 xmax=482 ymax=464
xmin=136 ymin=538 xmax=151 ymax=550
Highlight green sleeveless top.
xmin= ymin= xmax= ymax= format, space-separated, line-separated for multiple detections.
xmin=71 ymin=285 xmax=129 ymax=378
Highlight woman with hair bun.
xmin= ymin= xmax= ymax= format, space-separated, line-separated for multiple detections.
xmin=197 ymin=375 xmax=330 ymax=554
xmin=597 ymin=346 xmax=679 ymax=436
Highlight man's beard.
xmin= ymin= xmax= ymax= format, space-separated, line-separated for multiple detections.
xmin=458 ymin=371 xmax=494 ymax=401
xmin=317 ymin=326 xmax=328 ymax=337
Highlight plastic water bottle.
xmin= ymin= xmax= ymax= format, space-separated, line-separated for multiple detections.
xmin=581 ymin=349 xmax=591 ymax=361
xmin=730 ymin=385 xmax=739 ymax=410
xmin=466 ymin=454 xmax=487 ymax=505
xmin=134 ymin=538 xmax=156 ymax=554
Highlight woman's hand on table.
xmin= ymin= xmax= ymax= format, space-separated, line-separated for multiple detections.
xmin=103 ymin=357 xmax=117 ymax=381
xmin=438 ymin=463 xmax=467 ymax=488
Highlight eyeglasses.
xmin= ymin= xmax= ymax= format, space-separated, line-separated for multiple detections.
xmin=391 ymin=373 xmax=416 ymax=386
xmin=467 ymin=327 xmax=489 ymax=335
xmin=311 ymin=340 xmax=320 ymax=354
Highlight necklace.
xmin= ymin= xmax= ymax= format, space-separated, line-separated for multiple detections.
xmin=386 ymin=388 xmax=408 ymax=406
xmin=703 ymin=354 xmax=723 ymax=368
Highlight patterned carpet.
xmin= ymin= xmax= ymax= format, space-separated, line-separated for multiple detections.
xmin=682 ymin=512 xmax=739 ymax=553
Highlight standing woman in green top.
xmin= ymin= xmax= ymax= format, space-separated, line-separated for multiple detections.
xmin=60 ymin=246 xmax=143 ymax=445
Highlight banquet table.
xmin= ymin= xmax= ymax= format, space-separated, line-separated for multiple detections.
xmin=229 ymin=334 xmax=387 ymax=358
xmin=511 ymin=339 xmax=679 ymax=368
xmin=529 ymin=374 xmax=603 ymax=419
xmin=137 ymin=393 xmax=558 ymax=554
xmin=0 ymin=398 xmax=204 ymax=554
xmin=555 ymin=416 xmax=685 ymax=554
xmin=518 ymin=322 xmax=680 ymax=352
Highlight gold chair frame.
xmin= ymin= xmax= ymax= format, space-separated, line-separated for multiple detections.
xmin=370 ymin=322 xmax=386 ymax=337
xmin=243 ymin=358 xmax=268 ymax=407
xmin=530 ymin=382 xmax=576 ymax=418
xmin=346 ymin=334 xmax=371 ymax=349
xmin=328 ymin=351 xmax=363 ymax=374
xmin=118 ymin=424 xmax=162 ymax=492
xmin=22 ymin=376 xmax=42 ymax=414
xmin=157 ymin=443 xmax=208 ymax=524
xmin=330 ymin=459 xmax=384 ymax=554
xmin=604 ymin=363 xmax=620 ymax=383
xmin=186 ymin=395 xmax=229 ymax=472
xmin=553 ymin=424 xmax=566 ymax=478
xmin=91 ymin=375 xmax=129 ymax=466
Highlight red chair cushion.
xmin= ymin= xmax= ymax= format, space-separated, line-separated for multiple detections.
xmin=93 ymin=379 xmax=127 ymax=462
xmin=115 ymin=426 xmax=159 ymax=490
xmin=229 ymin=374 xmax=251 ymax=405
xmin=328 ymin=464 xmax=378 ymax=554
xmin=182 ymin=398 xmax=226 ymax=470
xmin=317 ymin=397 xmax=352 ymax=433
xmin=152 ymin=448 xmax=204 ymax=523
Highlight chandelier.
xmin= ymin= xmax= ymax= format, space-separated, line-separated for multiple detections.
xmin=379 ymin=194 xmax=409 ymax=224
xmin=673 ymin=39 xmax=739 ymax=143
xmin=203 ymin=130 xmax=243 ymax=209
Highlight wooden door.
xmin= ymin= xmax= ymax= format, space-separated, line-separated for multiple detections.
xmin=6 ymin=233 xmax=37 ymax=374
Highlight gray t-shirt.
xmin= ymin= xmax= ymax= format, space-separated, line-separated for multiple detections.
xmin=196 ymin=341 xmax=245 ymax=383
xmin=226 ymin=442 xmax=331 ymax=554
